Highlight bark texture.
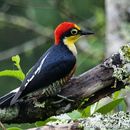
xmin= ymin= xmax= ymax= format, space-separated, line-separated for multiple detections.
xmin=28 ymin=123 xmax=81 ymax=130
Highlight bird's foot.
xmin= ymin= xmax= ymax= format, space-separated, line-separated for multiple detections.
xmin=52 ymin=94 xmax=74 ymax=104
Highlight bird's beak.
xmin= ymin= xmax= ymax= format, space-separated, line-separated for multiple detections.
xmin=80 ymin=30 xmax=94 ymax=35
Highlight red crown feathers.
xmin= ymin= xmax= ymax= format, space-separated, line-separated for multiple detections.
xmin=54 ymin=22 xmax=75 ymax=45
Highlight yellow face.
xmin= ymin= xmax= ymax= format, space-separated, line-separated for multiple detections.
xmin=64 ymin=35 xmax=80 ymax=44
xmin=61 ymin=23 xmax=93 ymax=55
xmin=63 ymin=25 xmax=81 ymax=56
xmin=64 ymin=24 xmax=81 ymax=45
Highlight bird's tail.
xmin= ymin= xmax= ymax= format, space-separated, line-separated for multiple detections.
xmin=0 ymin=88 xmax=19 ymax=108
xmin=0 ymin=92 xmax=15 ymax=108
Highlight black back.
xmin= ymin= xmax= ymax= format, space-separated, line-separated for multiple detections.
xmin=11 ymin=43 xmax=76 ymax=103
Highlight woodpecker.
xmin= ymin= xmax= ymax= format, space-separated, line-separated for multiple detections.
xmin=0 ymin=22 xmax=93 ymax=108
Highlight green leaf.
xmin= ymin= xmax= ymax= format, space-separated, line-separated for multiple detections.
xmin=67 ymin=110 xmax=82 ymax=120
xmin=90 ymin=102 xmax=98 ymax=115
xmin=81 ymin=106 xmax=91 ymax=117
xmin=0 ymin=70 xmax=25 ymax=81
xmin=96 ymin=98 xmax=124 ymax=114
xmin=35 ymin=118 xmax=57 ymax=127
xmin=12 ymin=55 xmax=21 ymax=70
xmin=7 ymin=127 xmax=22 ymax=130
xmin=112 ymin=91 xmax=121 ymax=100
xmin=118 ymin=100 xmax=127 ymax=112
xmin=35 ymin=121 xmax=46 ymax=127
xmin=0 ymin=55 xmax=25 ymax=81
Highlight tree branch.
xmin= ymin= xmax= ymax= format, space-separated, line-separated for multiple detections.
xmin=0 ymin=12 xmax=52 ymax=37
xmin=0 ymin=44 xmax=130 ymax=123
xmin=28 ymin=123 xmax=80 ymax=130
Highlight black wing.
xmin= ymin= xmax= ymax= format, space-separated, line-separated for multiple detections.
xmin=0 ymin=87 xmax=20 ymax=108
xmin=10 ymin=44 xmax=76 ymax=105
xmin=0 ymin=92 xmax=15 ymax=107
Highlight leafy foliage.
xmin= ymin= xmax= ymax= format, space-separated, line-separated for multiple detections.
xmin=80 ymin=98 xmax=125 ymax=117
xmin=12 ymin=55 xmax=22 ymax=71
xmin=35 ymin=118 xmax=57 ymax=127
xmin=67 ymin=110 xmax=82 ymax=120
xmin=0 ymin=55 xmax=25 ymax=81
xmin=95 ymin=98 xmax=124 ymax=114
xmin=7 ymin=127 xmax=22 ymax=130
xmin=81 ymin=105 xmax=91 ymax=117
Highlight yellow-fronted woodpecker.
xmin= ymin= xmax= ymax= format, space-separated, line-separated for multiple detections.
xmin=0 ymin=22 xmax=93 ymax=108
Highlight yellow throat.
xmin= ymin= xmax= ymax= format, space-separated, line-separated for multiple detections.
xmin=63 ymin=35 xmax=80 ymax=56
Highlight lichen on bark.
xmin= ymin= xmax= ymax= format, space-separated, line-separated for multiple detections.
xmin=113 ymin=44 xmax=130 ymax=84
xmin=0 ymin=107 xmax=19 ymax=121
xmin=47 ymin=111 xmax=130 ymax=130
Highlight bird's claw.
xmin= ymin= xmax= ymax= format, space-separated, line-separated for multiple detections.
xmin=52 ymin=94 xmax=74 ymax=104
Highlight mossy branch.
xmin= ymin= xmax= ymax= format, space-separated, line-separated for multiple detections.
xmin=0 ymin=44 xmax=130 ymax=123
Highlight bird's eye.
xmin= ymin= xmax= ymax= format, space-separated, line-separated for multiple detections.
xmin=71 ymin=29 xmax=78 ymax=35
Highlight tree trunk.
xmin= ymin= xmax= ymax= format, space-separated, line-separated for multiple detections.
xmin=105 ymin=0 xmax=130 ymax=57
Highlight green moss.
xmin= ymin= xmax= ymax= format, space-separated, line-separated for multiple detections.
xmin=120 ymin=44 xmax=130 ymax=62
xmin=82 ymin=111 xmax=130 ymax=129
xmin=0 ymin=107 xmax=19 ymax=121
xmin=112 ymin=44 xmax=130 ymax=84
xmin=47 ymin=112 xmax=130 ymax=129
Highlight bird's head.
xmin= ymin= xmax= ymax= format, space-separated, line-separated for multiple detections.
xmin=54 ymin=22 xmax=94 ymax=45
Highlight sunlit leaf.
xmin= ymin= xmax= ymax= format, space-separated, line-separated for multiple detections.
xmin=90 ymin=102 xmax=98 ymax=115
xmin=96 ymin=98 xmax=124 ymax=114
xmin=35 ymin=118 xmax=57 ymax=127
xmin=81 ymin=106 xmax=91 ymax=117
xmin=0 ymin=55 xmax=25 ymax=81
xmin=35 ymin=121 xmax=45 ymax=127
xmin=67 ymin=110 xmax=82 ymax=120
xmin=7 ymin=127 xmax=22 ymax=130
xmin=12 ymin=55 xmax=21 ymax=70
xmin=112 ymin=91 xmax=121 ymax=100
xmin=0 ymin=70 xmax=25 ymax=81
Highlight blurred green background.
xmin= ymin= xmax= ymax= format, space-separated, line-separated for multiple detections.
xmin=0 ymin=0 xmax=105 ymax=96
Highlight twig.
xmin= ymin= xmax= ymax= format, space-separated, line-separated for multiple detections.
xmin=0 ymin=121 xmax=6 ymax=130
xmin=0 ymin=12 xmax=52 ymax=37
